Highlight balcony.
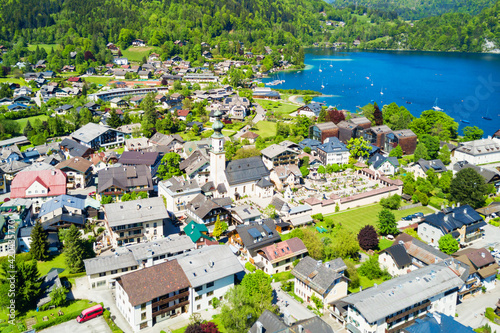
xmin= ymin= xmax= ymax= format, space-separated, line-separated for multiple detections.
xmin=152 ymin=291 xmax=189 ymax=308
xmin=152 ymin=300 xmax=189 ymax=317
xmin=386 ymin=300 xmax=431 ymax=324
xmin=113 ymin=225 xmax=143 ymax=233
xmin=386 ymin=311 xmax=429 ymax=333
xmin=116 ymin=232 xmax=144 ymax=241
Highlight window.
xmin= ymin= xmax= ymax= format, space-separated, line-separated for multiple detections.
xmin=99 ymin=272 xmax=106 ymax=277
xmin=154 ymin=223 xmax=157 ymax=228
xmin=141 ymin=303 xmax=147 ymax=311
xmin=197 ymin=304 xmax=201 ymax=310
xmin=206 ymin=282 xmax=214 ymax=288
xmin=195 ymin=286 xmax=203 ymax=292
xmin=195 ymin=295 xmax=202 ymax=301
xmin=122 ymin=268 xmax=128 ymax=272
xmin=111 ymin=270 xmax=118 ymax=274
xmin=207 ymin=291 xmax=214 ymax=297
xmin=141 ymin=312 xmax=147 ymax=320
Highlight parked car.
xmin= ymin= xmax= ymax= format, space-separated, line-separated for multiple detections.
xmin=402 ymin=215 xmax=413 ymax=221
xmin=76 ymin=304 xmax=103 ymax=323
xmin=414 ymin=212 xmax=424 ymax=218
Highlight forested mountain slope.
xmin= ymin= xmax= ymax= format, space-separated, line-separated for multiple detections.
xmin=329 ymin=0 xmax=496 ymax=20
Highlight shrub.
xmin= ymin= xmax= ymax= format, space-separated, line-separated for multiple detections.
xmin=358 ymin=255 xmax=391 ymax=280
xmin=357 ymin=225 xmax=379 ymax=251
xmin=311 ymin=213 xmax=324 ymax=221
xmin=32 ymin=310 xmax=82 ymax=330
xmin=97 ymin=227 xmax=105 ymax=234
xmin=380 ymin=194 xmax=401 ymax=210
xmin=245 ymin=262 xmax=256 ymax=272
xmin=212 ymin=297 xmax=220 ymax=309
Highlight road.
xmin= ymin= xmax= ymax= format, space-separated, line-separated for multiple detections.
xmin=456 ymin=284 xmax=500 ymax=330
xmin=271 ymin=282 xmax=315 ymax=324
xmin=41 ymin=316 xmax=111 ymax=333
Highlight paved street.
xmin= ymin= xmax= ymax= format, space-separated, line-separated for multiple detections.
xmin=456 ymin=284 xmax=500 ymax=330
xmin=41 ymin=316 xmax=111 ymax=333
xmin=271 ymin=282 xmax=315 ymax=324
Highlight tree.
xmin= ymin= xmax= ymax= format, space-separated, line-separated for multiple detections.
xmin=30 ymin=220 xmax=49 ymax=260
xmin=84 ymin=51 xmax=95 ymax=61
xmin=420 ymin=134 xmax=440 ymax=159
xmin=233 ymin=148 xmax=261 ymax=160
xmin=101 ymin=196 xmax=113 ymax=205
xmin=0 ymin=258 xmax=41 ymax=312
xmin=380 ymin=194 xmax=401 ymax=210
xmin=382 ymin=103 xmax=414 ymax=130
xmin=438 ymin=145 xmax=451 ymax=165
xmin=358 ymin=255 xmax=390 ymax=280
xmin=64 ymin=224 xmax=85 ymax=273
xmin=358 ymin=225 xmax=379 ymax=251
xmin=317 ymin=165 xmax=326 ymax=178
xmin=413 ymin=142 xmax=429 ymax=162
xmin=461 ymin=126 xmax=483 ymax=141
xmin=263 ymin=204 xmax=276 ymax=218
xmin=48 ymin=286 xmax=68 ymax=307
xmin=317 ymin=108 xmax=327 ymax=122
xmin=325 ymin=227 xmax=359 ymax=259
xmin=345 ymin=260 xmax=360 ymax=289
xmin=377 ymin=209 xmax=398 ymax=236
xmin=426 ymin=169 xmax=438 ymax=186
xmin=212 ymin=215 xmax=223 ymax=239
xmin=388 ymin=145 xmax=403 ymax=158
xmin=450 ymin=168 xmax=488 ymax=208
xmin=23 ymin=120 xmax=33 ymax=137
xmin=107 ymin=109 xmax=122 ymax=128
xmin=327 ymin=109 xmax=345 ymax=124
xmin=300 ymin=166 xmax=309 ymax=178
xmin=409 ymin=110 xmax=458 ymax=141
xmin=185 ymin=324 xmax=205 ymax=333
xmin=438 ymin=234 xmax=459 ymax=254
xmin=141 ymin=93 xmax=157 ymax=124
xmin=157 ymin=152 xmax=182 ymax=180
xmin=302 ymin=95 xmax=312 ymax=105
xmin=373 ymin=102 xmax=383 ymax=126
xmin=347 ymin=137 xmax=371 ymax=159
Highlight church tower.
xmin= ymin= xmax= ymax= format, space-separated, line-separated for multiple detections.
xmin=210 ymin=109 xmax=226 ymax=185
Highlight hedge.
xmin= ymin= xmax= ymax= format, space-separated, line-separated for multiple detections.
xmin=245 ymin=262 xmax=256 ymax=272
xmin=32 ymin=310 xmax=82 ymax=330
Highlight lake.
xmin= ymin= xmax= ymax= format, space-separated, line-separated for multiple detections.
xmin=263 ymin=49 xmax=500 ymax=136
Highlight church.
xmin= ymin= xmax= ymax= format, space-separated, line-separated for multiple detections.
xmin=207 ymin=110 xmax=273 ymax=199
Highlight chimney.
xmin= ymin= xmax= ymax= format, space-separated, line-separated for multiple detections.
xmin=256 ymin=321 xmax=264 ymax=333
xmin=481 ymin=252 xmax=486 ymax=258
xmin=297 ymin=325 xmax=305 ymax=333
xmin=452 ymin=203 xmax=455 ymax=209
xmin=136 ymin=204 xmax=141 ymax=210
xmin=433 ymin=312 xmax=442 ymax=324
xmin=51 ymin=170 xmax=56 ymax=176
xmin=457 ymin=202 xmax=460 ymax=208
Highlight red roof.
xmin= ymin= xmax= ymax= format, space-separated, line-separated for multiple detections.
xmin=177 ymin=109 xmax=191 ymax=117
xmin=68 ymin=77 xmax=80 ymax=82
xmin=259 ymin=237 xmax=307 ymax=263
xmin=11 ymin=170 xmax=66 ymax=199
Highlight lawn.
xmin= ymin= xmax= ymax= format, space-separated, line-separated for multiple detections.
xmin=0 ymin=299 xmax=91 ymax=333
xmin=83 ymin=76 xmax=111 ymax=86
xmin=348 ymin=276 xmax=386 ymax=293
xmin=378 ymin=238 xmax=394 ymax=251
xmin=0 ymin=77 xmax=28 ymax=86
xmin=253 ymin=121 xmax=277 ymax=138
xmin=323 ymin=203 xmax=435 ymax=234
xmin=255 ymin=99 xmax=298 ymax=115
xmin=15 ymin=115 xmax=50 ymax=131
xmin=121 ymin=46 xmax=158 ymax=62
xmin=222 ymin=129 xmax=236 ymax=137
xmin=28 ymin=44 xmax=59 ymax=52
xmin=170 ymin=315 xmax=227 ymax=333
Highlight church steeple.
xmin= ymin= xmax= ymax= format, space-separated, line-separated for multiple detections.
xmin=211 ymin=109 xmax=224 ymax=153
xmin=210 ymin=109 xmax=226 ymax=186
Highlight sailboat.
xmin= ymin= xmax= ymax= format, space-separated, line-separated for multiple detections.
xmin=321 ymin=80 xmax=325 ymax=89
xmin=329 ymin=61 xmax=333 ymax=67
xmin=482 ymin=108 xmax=492 ymax=120
xmin=380 ymin=87 xmax=384 ymax=95
xmin=432 ymin=98 xmax=443 ymax=111
xmin=319 ymin=64 xmax=322 ymax=73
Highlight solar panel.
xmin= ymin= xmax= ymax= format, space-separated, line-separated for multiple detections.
xmin=262 ymin=225 xmax=273 ymax=234
xmin=248 ymin=228 xmax=261 ymax=239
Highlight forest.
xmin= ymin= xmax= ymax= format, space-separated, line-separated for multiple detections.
xmin=330 ymin=0 xmax=496 ymax=20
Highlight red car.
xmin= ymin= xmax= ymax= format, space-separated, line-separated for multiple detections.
xmin=76 ymin=304 xmax=103 ymax=323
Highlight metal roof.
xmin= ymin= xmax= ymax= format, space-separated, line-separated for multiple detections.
xmin=104 ymin=197 xmax=167 ymax=227
xmin=225 ymin=156 xmax=270 ymax=185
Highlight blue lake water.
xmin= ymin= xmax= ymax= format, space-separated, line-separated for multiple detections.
xmin=263 ymin=49 xmax=500 ymax=136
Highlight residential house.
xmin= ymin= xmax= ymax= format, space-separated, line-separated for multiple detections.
xmin=317 ymin=137 xmax=350 ymax=166
xmin=138 ymin=70 xmax=151 ymax=79
xmin=336 ymin=262 xmax=465 ymax=333
xmin=37 ymin=195 xmax=99 ymax=231
xmin=454 ymin=138 xmax=500 ymax=165
xmin=256 ymin=238 xmax=308 ymax=275
xmin=84 ymin=235 xmax=195 ymax=289
xmin=55 ymin=157 xmax=93 ymax=189
xmin=10 ymin=170 xmax=67 ymax=210
xmin=185 ymin=194 xmax=231 ymax=233
xmin=363 ymin=125 xmax=393 ymax=149
xmin=252 ymin=87 xmax=280 ymax=99
xmin=417 ymin=204 xmax=486 ymax=246
xmin=110 ymin=97 xmax=129 ymax=108
xmin=118 ymin=151 xmax=161 ymax=176
xmin=230 ymin=205 xmax=261 ymax=225
xmin=113 ymin=58 xmax=129 ymax=66
xmin=148 ymin=133 xmax=184 ymax=153
xmin=453 ymin=247 xmax=499 ymax=291
xmin=104 ymin=197 xmax=167 ymax=247
xmin=379 ymin=243 xmax=413 ymax=276
xmin=59 ymin=138 xmax=94 ymax=158
xmin=297 ymin=102 xmax=324 ymax=118
xmin=411 ymin=159 xmax=448 ymax=178
xmin=454 ymin=161 xmax=500 ymax=193
xmin=249 ymin=310 xmax=334 ymax=333
xmin=117 ymin=123 xmax=142 ymax=136
xmin=270 ymin=164 xmax=302 ymax=190
xmin=309 ymin=122 xmax=339 ymax=144
xmin=221 ymin=95 xmax=250 ymax=121
xmin=2 ymin=200 xmax=32 ymax=256
xmin=158 ymin=176 xmax=202 ymax=216
xmin=261 ymin=144 xmax=299 ymax=170
xmin=229 ymin=219 xmax=281 ymax=263
xmin=368 ymin=153 xmax=400 ymax=176
xmin=7 ymin=103 xmax=28 ymax=112
xmin=116 ymin=259 xmax=190 ymax=331
xmin=36 ymin=269 xmax=63 ymax=308
xmin=176 ymin=109 xmax=191 ymax=121
xmin=71 ymin=123 xmax=125 ymax=149
xmin=0 ymin=145 xmax=22 ymax=164
xmin=0 ymin=168 xmax=5 ymax=194
xmin=292 ymin=256 xmax=348 ymax=310
xmin=182 ymin=221 xmax=216 ymax=246
xmin=402 ymin=312 xmax=474 ymax=333
xmin=97 ymin=165 xmax=153 ymax=201
xmin=177 ymin=245 xmax=244 ymax=314
xmin=131 ymin=39 xmax=146 ymax=47
xmin=385 ymin=129 xmax=417 ymax=155
xmin=179 ymin=150 xmax=210 ymax=183
xmin=125 ymin=138 xmax=149 ymax=152
xmin=240 ymin=131 xmax=259 ymax=144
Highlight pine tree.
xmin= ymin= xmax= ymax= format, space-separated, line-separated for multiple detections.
xmin=212 ymin=215 xmax=223 ymax=239
xmin=30 ymin=220 xmax=49 ymax=260
xmin=23 ymin=120 xmax=33 ymax=137
xmin=107 ymin=109 xmax=122 ymax=128
xmin=317 ymin=108 xmax=327 ymax=123
xmin=64 ymin=225 xmax=85 ymax=273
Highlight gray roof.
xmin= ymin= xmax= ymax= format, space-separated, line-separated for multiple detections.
xmin=248 ymin=310 xmax=287 ymax=333
xmin=71 ymin=123 xmax=123 ymax=143
xmin=118 ymin=151 xmax=159 ymax=166
xmin=249 ymin=310 xmax=334 ymax=333
xmin=23 ymin=162 xmax=56 ymax=172
xmin=104 ymin=197 xmax=167 ymax=227
xmin=176 ymin=245 xmax=244 ymax=287
xmin=236 ymin=219 xmax=281 ymax=256
xmin=84 ymin=235 xmax=195 ymax=275
xmin=261 ymin=144 xmax=295 ymax=159
xmin=382 ymin=243 xmax=412 ymax=268
xmin=455 ymin=138 xmax=500 ymax=156
xmin=454 ymin=162 xmax=499 ymax=183
xmin=289 ymin=204 xmax=312 ymax=215
xmin=349 ymin=116 xmax=371 ymax=125
xmin=231 ymin=205 xmax=261 ymax=221
xmin=0 ymin=160 xmax=29 ymax=174
xmin=318 ymin=137 xmax=348 ymax=154
xmin=415 ymin=159 xmax=447 ymax=173
xmin=225 ymin=156 xmax=270 ymax=186
xmin=291 ymin=256 xmax=346 ymax=295
xmin=314 ymin=122 xmax=338 ymax=131
xmin=422 ymin=205 xmax=483 ymax=235
xmin=60 ymin=138 xmax=92 ymax=157
xmin=342 ymin=262 xmax=465 ymax=323
xmin=187 ymin=194 xmax=227 ymax=220
xmin=0 ymin=136 xmax=28 ymax=148
xmin=97 ymin=165 xmax=153 ymax=193
xmin=160 ymin=176 xmax=201 ymax=196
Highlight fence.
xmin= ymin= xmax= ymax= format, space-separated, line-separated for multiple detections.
xmin=398 ymin=203 xmax=422 ymax=210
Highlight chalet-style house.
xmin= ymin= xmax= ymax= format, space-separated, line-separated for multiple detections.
xmin=55 ymin=157 xmax=93 ymax=189
xmin=255 ymin=237 xmax=308 ymax=275
xmin=97 ymin=165 xmax=153 ymax=201
xmin=71 ymin=123 xmax=125 ymax=150
xmin=229 ymin=219 xmax=281 ymax=263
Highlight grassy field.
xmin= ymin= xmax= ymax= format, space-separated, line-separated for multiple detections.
xmin=323 ymin=204 xmax=435 ymax=234
xmin=28 ymin=44 xmax=59 ymax=52
xmin=83 ymin=76 xmax=112 ymax=86
xmin=14 ymin=115 xmax=50 ymax=131
xmin=170 ymin=315 xmax=227 ymax=333
xmin=0 ymin=77 xmax=28 ymax=86
xmin=222 ymin=129 xmax=237 ymax=137
xmin=378 ymin=238 xmax=394 ymax=251
xmin=255 ymin=99 xmax=298 ymax=115
xmin=121 ymin=46 xmax=158 ymax=62
xmin=348 ymin=275 xmax=386 ymax=293
xmin=253 ymin=121 xmax=277 ymax=138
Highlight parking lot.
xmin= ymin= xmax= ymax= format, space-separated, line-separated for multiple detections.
xmin=41 ymin=316 xmax=111 ymax=333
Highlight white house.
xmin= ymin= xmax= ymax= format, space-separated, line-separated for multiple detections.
xmin=113 ymin=58 xmax=129 ymax=66
xmin=317 ymin=137 xmax=350 ymax=166
xmin=71 ymin=123 xmax=125 ymax=150
xmin=158 ymin=176 xmax=202 ymax=216
xmin=454 ymin=137 xmax=500 ymax=165
xmin=256 ymin=237 xmax=308 ymax=275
